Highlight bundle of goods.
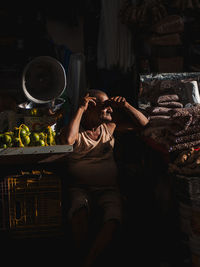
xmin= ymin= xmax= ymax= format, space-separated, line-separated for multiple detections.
xmin=169 ymin=147 xmax=200 ymax=176
xmin=144 ymin=103 xmax=200 ymax=153
xmin=140 ymin=74 xmax=200 ymax=154
xmin=140 ymin=73 xmax=200 ymax=267
xmin=149 ymin=33 xmax=182 ymax=46
xmin=150 ymin=14 xmax=184 ymax=72
xmin=119 ymin=0 xmax=168 ymax=29
xmin=171 ymin=0 xmax=200 ymax=11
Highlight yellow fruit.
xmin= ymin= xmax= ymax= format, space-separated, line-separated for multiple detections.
xmin=4 ymin=131 xmax=14 ymax=136
xmin=31 ymin=108 xmax=38 ymax=116
xmin=47 ymin=135 xmax=54 ymax=145
xmin=44 ymin=126 xmax=53 ymax=134
xmin=38 ymin=139 xmax=45 ymax=146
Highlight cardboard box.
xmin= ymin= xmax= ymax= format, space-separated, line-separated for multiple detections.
xmin=151 ymin=56 xmax=184 ymax=73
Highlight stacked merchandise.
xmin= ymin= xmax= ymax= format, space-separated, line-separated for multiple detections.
xmin=141 ymin=77 xmax=200 ymax=152
xmin=119 ymin=0 xmax=168 ymax=29
xmin=167 ymin=105 xmax=200 ymax=153
xmin=149 ymin=15 xmax=184 ymax=73
xmin=119 ymin=0 xmax=185 ymax=73
xmin=140 ymin=74 xmax=200 ymax=267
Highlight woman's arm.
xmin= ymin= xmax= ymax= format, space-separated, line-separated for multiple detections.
xmin=108 ymin=96 xmax=149 ymax=133
xmin=60 ymin=94 xmax=96 ymax=145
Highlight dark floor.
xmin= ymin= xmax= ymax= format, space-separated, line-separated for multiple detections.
xmin=0 ymin=195 xmax=192 ymax=267
xmin=0 ymin=133 xmax=193 ymax=266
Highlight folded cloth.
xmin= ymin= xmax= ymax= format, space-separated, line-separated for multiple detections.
xmin=152 ymin=15 xmax=184 ymax=34
xmin=148 ymin=115 xmax=172 ymax=127
xmin=168 ymin=163 xmax=200 ymax=176
xmin=156 ymin=94 xmax=180 ymax=103
xmin=158 ymin=101 xmax=183 ymax=108
xmin=169 ymin=125 xmax=200 ymax=137
xmin=149 ymin=33 xmax=182 ymax=46
xmin=169 ymin=140 xmax=200 ymax=152
xmin=173 ymin=114 xmax=193 ymax=130
xmin=170 ymin=132 xmax=200 ymax=145
xmin=170 ymin=104 xmax=200 ymax=117
xmin=169 ymin=108 xmax=190 ymax=117
xmin=169 ymin=105 xmax=200 ymax=129
xmin=145 ymin=106 xmax=172 ymax=115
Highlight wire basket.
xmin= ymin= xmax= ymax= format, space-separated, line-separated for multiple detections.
xmin=0 ymin=171 xmax=63 ymax=238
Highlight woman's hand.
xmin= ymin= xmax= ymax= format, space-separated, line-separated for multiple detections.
xmin=79 ymin=93 xmax=96 ymax=111
xmin=109 ymin=96 xmax=128 ymax=109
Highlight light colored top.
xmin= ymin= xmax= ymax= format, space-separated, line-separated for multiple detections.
xmin=67 ymin=123 xmax=119 ymax=186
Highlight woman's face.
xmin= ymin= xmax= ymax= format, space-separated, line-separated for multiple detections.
xmin=86 ymin=93 xmax=113 ymax=124
xmin=94 ymin=94 xmax=113 ymax=122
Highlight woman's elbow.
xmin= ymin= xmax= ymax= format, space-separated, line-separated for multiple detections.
xmin=142 ymin=118 xmax=149 ymax=127
xmin=65 ymin=137 xmax=76 ymax=145
xmin=60 ymin=135 xmax=75 ymax=145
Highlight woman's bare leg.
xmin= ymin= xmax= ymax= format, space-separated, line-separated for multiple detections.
xmin=82 ymin=219 xmax=120 ymax=267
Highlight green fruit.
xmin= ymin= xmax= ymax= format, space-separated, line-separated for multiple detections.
xmin=7 ymin=143 xmax=13 ymax=147
xmin=0 ymin=144 xmax=7 ymax=148
xmin=38 ymin=139 xmax=45 ymax=146
xmin=39 ymin=132 xmax=45 ymax=140
xmin=4 ymin=131 xmax=14 ymax=136
xmin=4 ymin=134 xmax=12 ymax=144
xmin=13 ymin=137 xmax=20 ymax=147
xmin=31 ymin=132 xmax=40 ymax=143
xmin=22 ymin=135 xmax=30 ymax=146
xmin=0 ymin=134 xmax=4 ymax=142
xmin=20 ymin=129 xmax=27 ymax=137
xmin=21 ymin=125 xmax=30 ymax=133
xmin=13 ymin=127 xmax=19 ymax=137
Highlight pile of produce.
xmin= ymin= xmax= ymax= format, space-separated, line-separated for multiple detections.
xmin=0 ymin=124 xmax=56 ymax=148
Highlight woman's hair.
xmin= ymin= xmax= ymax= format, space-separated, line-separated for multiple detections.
xmin=87 ymin=89 xmax=108 ymax=100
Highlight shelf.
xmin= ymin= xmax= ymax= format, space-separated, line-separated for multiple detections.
xmin=0 ymin=145 xmax=73 ymax=165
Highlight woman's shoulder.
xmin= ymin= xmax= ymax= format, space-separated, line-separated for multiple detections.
xmin=102 ymin=122 xmax=116 ymax=136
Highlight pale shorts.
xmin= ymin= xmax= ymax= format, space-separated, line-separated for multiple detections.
xmin=67 ymin=185 xmax=123 ymax=224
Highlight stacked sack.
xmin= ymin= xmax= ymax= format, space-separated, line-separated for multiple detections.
xmin=142 ymin=79 xmax=200 ymax=152
xmin=167 ymin=105 xmax=200 ymax=153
